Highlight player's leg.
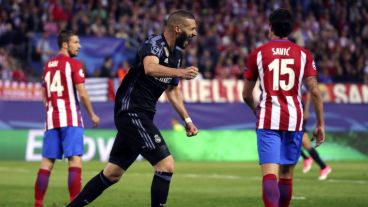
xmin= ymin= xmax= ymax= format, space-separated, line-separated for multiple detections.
xmin=130 ymin=112 xmax=173 ymax=207
xmin=278 ymin=131 xmax=303 ymax=207
xmin=257 ymin=129 xmax=281 ymax=207
xmin=35 ymin=128 xmax=61 ymax=207
xmin=151 ymin=155 xmax=175 ymax=207
xmin=302 ymin=132 xmax=331 ymax=179
xmin=301 ymin=133 xmax=313 ymax=173
xmin=278 ymin=164 xmax=295 ymax=207
xmin=67 ymin=156 xmax=82 ymax=201
xmin=67 ymin=115 xmax=139 ymax=207
xmin=62 ymin=127 xmax=84 ymax=201
xmin=67 ymin=162 xmax=125 ymax=207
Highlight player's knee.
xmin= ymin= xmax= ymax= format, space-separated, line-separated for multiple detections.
xmin=103 ymin=165 xmax=125 ymax=183
xmin=279 ymin=164 xmax=294 ymax=178
xmin=104 ymin=170 xmax=123 ymax=183
xmin=155 ymin=162 xmax=175 ymax=173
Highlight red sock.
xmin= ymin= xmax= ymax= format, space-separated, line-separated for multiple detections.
xmin=68 ymin=167 xmax=82 ymax=201
xmin=279 ymin=178 xmax=293 ymax=207
xmin=34 ymin=169 xmax=51 ymax=207
xmin=262 ymin=174 xmax=279 ymax=207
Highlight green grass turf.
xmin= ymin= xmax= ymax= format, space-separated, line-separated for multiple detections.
xmin=0 ymin=161 xmax=367 ymax=207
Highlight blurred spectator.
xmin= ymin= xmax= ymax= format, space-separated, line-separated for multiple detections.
xmin=117 ymin=60 xmax=130 ymax=82
xmin=11 ymin=61 xmax=27 ymax=82
xmin=99 ymin=56 xmax=115 ymax=78
xmin=36 ymin=32 xmax=54 ymax=65
xmin=171 ymin=117 xmax=185 ymax=132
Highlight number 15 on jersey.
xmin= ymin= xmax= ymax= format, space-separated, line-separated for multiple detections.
xmin=268 ymin=58 xmax=295 ymax=91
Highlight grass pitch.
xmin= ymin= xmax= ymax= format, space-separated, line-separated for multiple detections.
xmin=0 ymin=161 xmax=367 ymax=207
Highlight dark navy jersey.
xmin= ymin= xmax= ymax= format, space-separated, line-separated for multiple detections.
xmin=115 ymin=34 xmax=183 ymax=115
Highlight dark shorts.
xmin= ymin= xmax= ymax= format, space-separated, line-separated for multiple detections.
xmin=109 ymin=112 xmax=171 ymax=170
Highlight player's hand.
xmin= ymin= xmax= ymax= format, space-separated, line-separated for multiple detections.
xmin=182 ymin=66 xmax=199 ymax=80
xmin=90 ymin=113 xmax=100 ymax=128
xmin=312 ymin=126 xmax=325 ymax=147
xmin=185 ymin=122 xmax=198 ymax=137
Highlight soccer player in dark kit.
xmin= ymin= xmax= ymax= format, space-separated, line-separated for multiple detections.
xmin=67 ymin=10 xmax=199 ymax=207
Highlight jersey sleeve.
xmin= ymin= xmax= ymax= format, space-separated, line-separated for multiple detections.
xmin=71 ymin=60 xmax=85 ymax=84
xmin=303 ymin=50 xmax=318 ymax=78
xmin=243 ymin=49 xmax=259 ymax=81
xmin=139 ymin=42 xmax=163 ymax=60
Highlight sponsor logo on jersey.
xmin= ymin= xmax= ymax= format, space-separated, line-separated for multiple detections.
xmin=154 ymin=77 xmax=172 ymax=83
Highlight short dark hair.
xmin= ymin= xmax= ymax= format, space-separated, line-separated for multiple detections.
xmin=269 ymin=8 xmax=293 ymax=38
xmin=166 ymin=10 xmax=195 ymax=26
xmin=57 ymin=30 xmax=77 ymax=49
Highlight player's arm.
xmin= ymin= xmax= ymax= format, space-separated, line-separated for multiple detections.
xmin=305 ymin=76 xmax=325 ymax=147
xmin=41 ymin=87 xmax=47 ymax=108
xmin=303 ymin=91 xmax=311 ymax=120
xmin=242 ymin=49 xmax=258 ymax=115
xmin=143 ymin=56 xmax=198 ymax=80
xmin=165 ymin=85 xmax=198 ymax=137
xmin=242 ymin=79 xmax=257 ymax=115
xmin=75 ymin=83 xmax=100 ymax=128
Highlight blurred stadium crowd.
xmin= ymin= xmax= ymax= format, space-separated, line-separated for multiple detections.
xmin=1 ymin=0 xmax=368 ymax=83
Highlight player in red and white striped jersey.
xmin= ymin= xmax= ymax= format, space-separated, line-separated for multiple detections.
xmin=34 ymin=31 xmax=100 ymax=207
xmin=243 ymin=8 xmax=325 ymax=207
xmin=43 ymin=48 xmax=84 ymax=129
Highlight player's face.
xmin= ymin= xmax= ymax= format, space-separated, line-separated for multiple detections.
xmin=67 ymin=35 xmax=81 ymax=57
xmin=175 ymin=18 xmax=197 ymax=49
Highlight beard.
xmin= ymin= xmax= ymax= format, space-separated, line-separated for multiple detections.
xmin=68 ymin=50 xmax=77 ymax=58
xmin=175 ymin=32 xmax=189 ymax=49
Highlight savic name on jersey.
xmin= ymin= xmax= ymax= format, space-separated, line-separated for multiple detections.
xmin=244 ymin=40 xmax=317 ymax=131
xmin=42 ymin=54 xmax=85 ymax=130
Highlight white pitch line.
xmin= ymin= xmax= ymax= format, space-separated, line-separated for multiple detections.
xmin=326 ymin=179 xmax=368 ymax=184
xmin=0 ymin=167 xmax=29 ymax=173
xmin=292 ymin=196 xmax=306 ymax=200
xmin=0 ymin=168 xmax=366 ymax=185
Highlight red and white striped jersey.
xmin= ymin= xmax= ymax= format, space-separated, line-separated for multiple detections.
xmin=42 ymin=53 xmax=85 ymax=130
xmin=244 ymin=39 xmax=317 ymax=131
